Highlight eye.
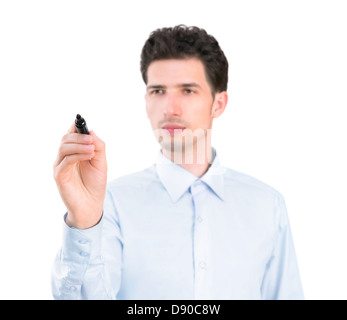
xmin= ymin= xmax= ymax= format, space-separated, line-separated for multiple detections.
xmin=151 ymin=89 xmax=164 ymax=95
xmin=184 ymin=88 xmax=195 ymax=95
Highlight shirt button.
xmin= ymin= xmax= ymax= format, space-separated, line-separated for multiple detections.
xmin=197 ymin=216 xmax=203 ymax=223
xmin=79 ymin=251 xmax=89 ymax=257
xmin=69 ymin=286 xmax=76 ymax=291
xmin=199 ymin=261 xmax=207 ymax=269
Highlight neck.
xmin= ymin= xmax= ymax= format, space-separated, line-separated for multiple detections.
xmin=161 ymin=141 xmax=214 ymax=178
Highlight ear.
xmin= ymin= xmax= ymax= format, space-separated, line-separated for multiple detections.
xmin=211 ymin=91 xmax=228 ymax=119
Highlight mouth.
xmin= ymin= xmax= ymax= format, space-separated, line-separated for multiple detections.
xmin=161 ymin=124 xmax=186 ymax=134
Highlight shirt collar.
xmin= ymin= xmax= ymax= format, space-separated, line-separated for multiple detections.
xmin=155 ymin=147 xmax=226 ymax=203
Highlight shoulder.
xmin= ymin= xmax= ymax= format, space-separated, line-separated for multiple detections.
xmin=223 ymin=166 xmax=284 ymax=200
xmin=222 ymin=167 xmax=288 ymax=228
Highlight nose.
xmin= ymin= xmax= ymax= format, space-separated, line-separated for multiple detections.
xmin=163 ymin=93 xmax=182 ymax=118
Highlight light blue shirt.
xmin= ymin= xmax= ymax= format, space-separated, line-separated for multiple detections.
xmin=51 ymin=148 xmax=304 ymax=300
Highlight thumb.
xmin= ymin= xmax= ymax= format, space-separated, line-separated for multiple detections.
xmin=89 ymin=130 xmax=106 ymax=160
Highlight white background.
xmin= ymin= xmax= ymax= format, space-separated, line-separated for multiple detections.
xmin=0 ymin=0 xmax=346 ymax=300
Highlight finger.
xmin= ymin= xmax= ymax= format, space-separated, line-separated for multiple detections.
xmin=54 ymin=143 xmax=95 ymax=168
xmin=55 ymin=152 xmax=96 ymax=178
xmin=89 ymin=130 xmax=105 ymax=153
xmin=67 ymin=121 xmax=78 ymax=134
xmin=61 ymin=132 xmax=93 ymax=145
xmin=88 ymin=130 xmax=106 ymax=166
xmin=61 ymin=152 xmax=95 ymax=166
xmin=53 ymin=121 xmax=92 ymax=170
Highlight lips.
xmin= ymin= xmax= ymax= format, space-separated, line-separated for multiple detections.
xmin=161 ymin=124 xmax=186 ymax=134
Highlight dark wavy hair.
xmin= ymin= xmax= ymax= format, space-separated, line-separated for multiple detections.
xmin=140 ymin=25 xmax=228 ymax=97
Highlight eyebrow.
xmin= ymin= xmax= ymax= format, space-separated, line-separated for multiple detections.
xmin=147 ymin=83 xmax=202 ymax=91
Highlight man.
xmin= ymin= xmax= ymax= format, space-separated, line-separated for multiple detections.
xmin=52 ymin=25 xmax=304 ymax=299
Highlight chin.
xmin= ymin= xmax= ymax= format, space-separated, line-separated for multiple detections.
xmin=159 ymin=138 xmax=196 ymax=154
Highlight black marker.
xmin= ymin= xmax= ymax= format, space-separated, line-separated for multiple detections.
xmin=75 ymin=114 xmax=89 ymax=134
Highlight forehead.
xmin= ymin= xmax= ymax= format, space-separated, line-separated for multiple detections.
xmin=147 ymin=58 xmax=208 ymax=85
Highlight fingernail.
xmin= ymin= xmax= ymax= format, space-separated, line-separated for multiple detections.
xmin=83 ymin=135 xmax=92 ymax=142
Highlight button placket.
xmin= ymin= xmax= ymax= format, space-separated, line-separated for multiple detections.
xmin=190 ymin=181 xmax=209 ymax=299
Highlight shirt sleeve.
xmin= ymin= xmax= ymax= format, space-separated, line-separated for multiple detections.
xmin=260 ymin=192 xmax=304 ymax=300
xmin=51 ymin=188 xmax=123 ymax=300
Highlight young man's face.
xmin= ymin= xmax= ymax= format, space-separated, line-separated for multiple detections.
xmin=145 ymin=58 xmax=227 ymax=155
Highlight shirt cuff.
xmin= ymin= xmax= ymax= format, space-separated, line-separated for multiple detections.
xmin=62 ymin=212 xmax=103 ymax=266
